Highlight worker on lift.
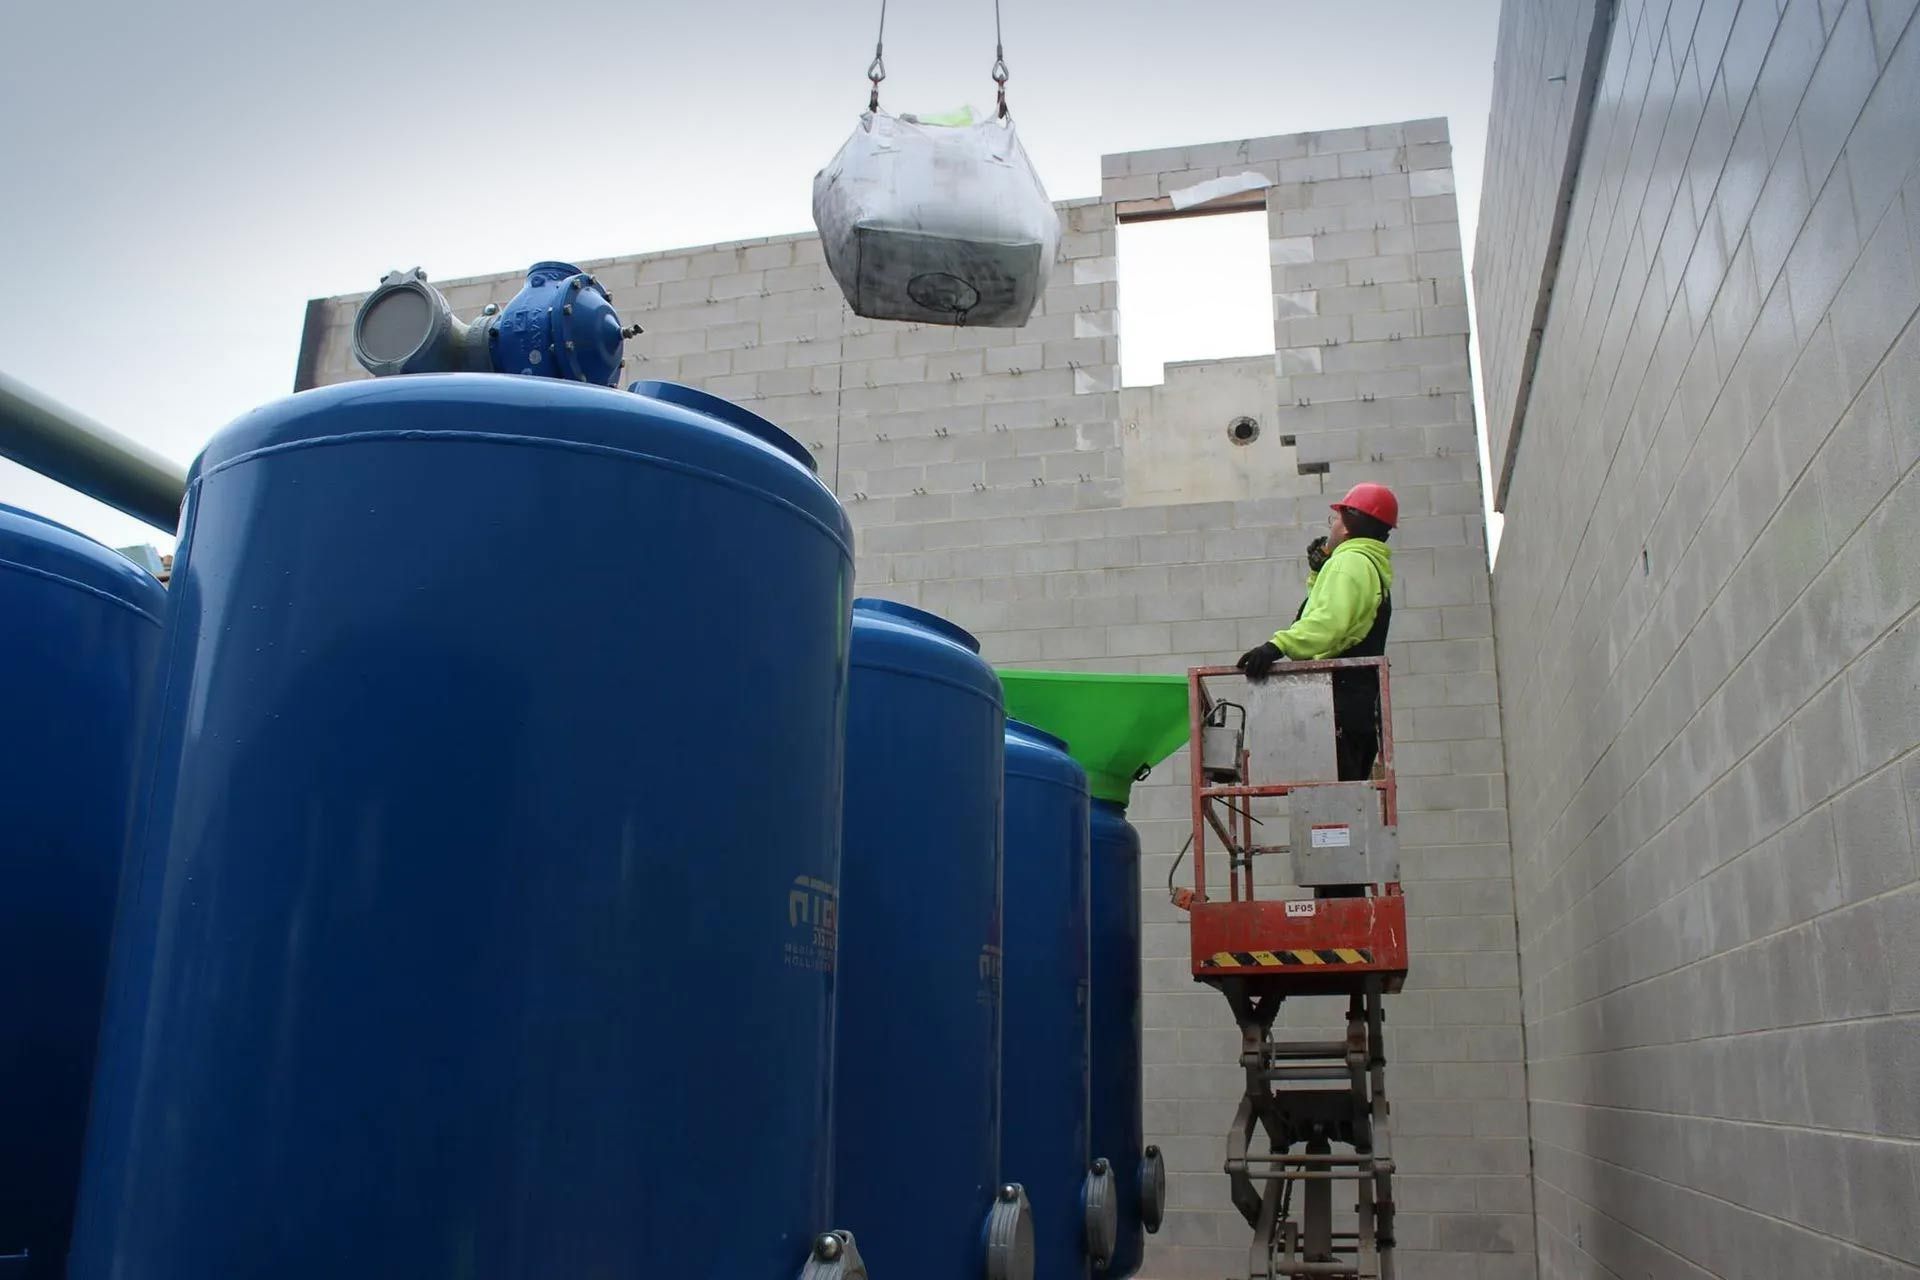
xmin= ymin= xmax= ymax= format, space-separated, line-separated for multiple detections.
xmin=1236 ymin=482 xmax=1397 ymax=782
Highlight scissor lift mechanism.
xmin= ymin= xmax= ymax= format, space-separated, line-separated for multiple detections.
xmin=1178 ymin=661 xmax=1408 ymax=1280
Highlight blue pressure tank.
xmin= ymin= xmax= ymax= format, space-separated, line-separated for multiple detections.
xmin=837 ymin=600 xmax=1030 ymax=1276
xmin=1001 ymin=722 xmax=1113 ymax=1280
xmin=1089 ymin=800 xmax=1166 ymax=1279
xmin=0 ymin=506 xmax=166 ymax=1280
xmin=67 ymin=376 xmax=854 ymax=1279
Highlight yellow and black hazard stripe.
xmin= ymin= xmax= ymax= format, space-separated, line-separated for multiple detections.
xmin=1203 ymin=948 xmax=1373 ymax=968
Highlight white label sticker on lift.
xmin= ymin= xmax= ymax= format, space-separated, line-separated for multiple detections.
xmin=1285 ymin=900 xmax=1317 ymax=918
xmin=1311 ymin=824 xmax=1353 ymax=849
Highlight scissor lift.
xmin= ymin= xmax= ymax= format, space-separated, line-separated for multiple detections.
xmin=1176 ymin=660 xmax=1408 ymax=1280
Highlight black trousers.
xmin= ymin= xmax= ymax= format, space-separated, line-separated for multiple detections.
xmin=1332 ymin=673 xmax=1381 ymax=783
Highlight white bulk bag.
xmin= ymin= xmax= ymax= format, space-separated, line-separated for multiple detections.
xmin=812 ymin=108 xmax=1061 ymax=328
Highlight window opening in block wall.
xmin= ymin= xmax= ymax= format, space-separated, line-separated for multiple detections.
xmin=1116 ymin=210 xmax=1277 ymax=388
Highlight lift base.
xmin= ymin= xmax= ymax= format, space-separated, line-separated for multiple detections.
xmin=1216 ymin=977 xmax=1396 ymax=1280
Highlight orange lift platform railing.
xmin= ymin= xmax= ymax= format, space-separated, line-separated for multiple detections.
xmin=1174 ymin=658 xmax=1408 ymax=1280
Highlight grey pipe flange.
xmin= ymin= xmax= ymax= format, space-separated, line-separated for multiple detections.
xmin=1140 ymin=1145 xmax=1167 ymax=1233
xmin=799 ymin=1231 xmax=869 ymax=1280
xmin=1083 ymin=1157 xmax=1118 ymax=1266
xmin=351 ymin=268 xmax=493 ymax=377
xmin=983 ymin=1182 xmax=1035 ymax=1280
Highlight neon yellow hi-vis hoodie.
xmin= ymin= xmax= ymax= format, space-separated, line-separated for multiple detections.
xmin=1268 ymin=537 xmax=1392 ymax=660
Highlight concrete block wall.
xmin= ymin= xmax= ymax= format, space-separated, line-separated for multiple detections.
xmin=1472 ymin=0 xmax=1615 ymax=503
xmin=1476 ymin=0 xmax=1920 ymax=1275
xmin=1118 ymin=356 xmax=1323 ymax=507
xmin=306 ymin=119 xmax=1526 ymax=1278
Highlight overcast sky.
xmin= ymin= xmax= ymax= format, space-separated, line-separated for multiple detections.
xmin=0 ymin=0 xmax=1502 ymax=553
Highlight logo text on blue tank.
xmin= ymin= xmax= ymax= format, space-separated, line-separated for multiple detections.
xmin=786 ymin=875 xmax=838 ymax=972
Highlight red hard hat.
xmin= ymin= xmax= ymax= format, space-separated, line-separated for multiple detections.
xmin=1333 ymin=482 xmax=1398 ymax=529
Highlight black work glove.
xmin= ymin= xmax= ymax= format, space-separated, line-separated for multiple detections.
xmin=1306 ymin=535 xmax=1329 ymax=572
xmin=1237 ymin=641 xmax=1284 ymax=683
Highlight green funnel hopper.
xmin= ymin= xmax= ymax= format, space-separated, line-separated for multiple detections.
xmin=997 ymin=670 xmax=1191 ymax=805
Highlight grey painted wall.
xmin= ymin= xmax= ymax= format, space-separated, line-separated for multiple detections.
xmin=309 ymin=120 xmax=1525 ymax=1279
xmin=1476 ymin=0 xmax=1920 ymax=1274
